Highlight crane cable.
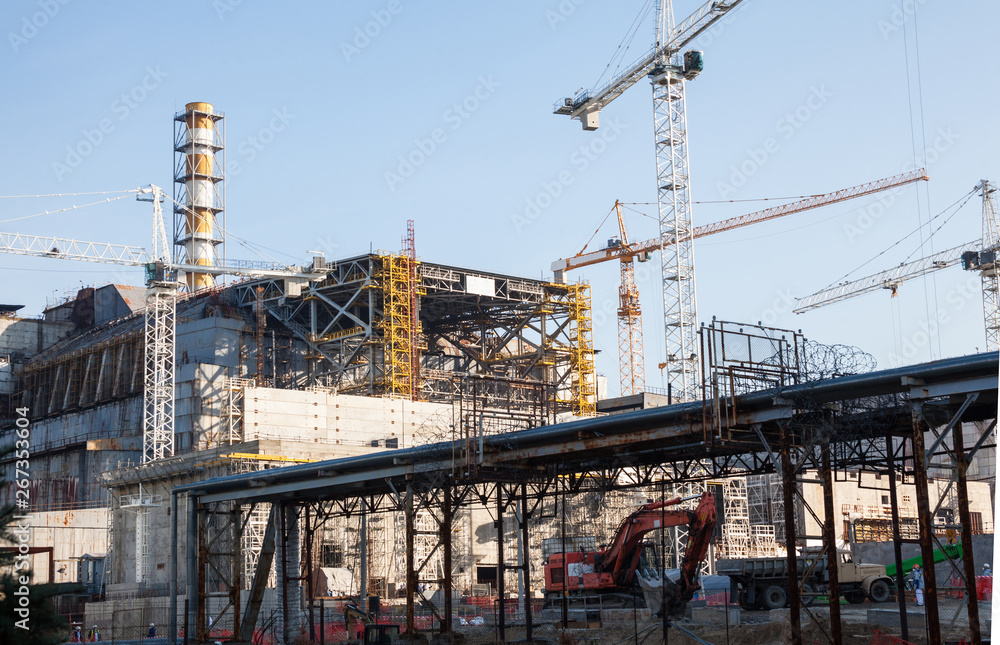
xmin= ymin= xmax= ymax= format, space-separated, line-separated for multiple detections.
xmin=160 ymin=191 xmax=300 ymax=268
xmin=819 ymin=187 xmax=977 ymax=292
xmin=0 ymin=189 xmax=140 ymax=199
xmin=592 ymin=0 xmax=657 ymax=91
xmin=0 ymin=193 xmax=137 ymax=224
xmin=902 ymin=0 xmax=941 ymax=358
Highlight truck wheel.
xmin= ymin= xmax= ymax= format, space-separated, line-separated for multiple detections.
xmin=801 ymin=583 xmax=817 ymax=607
xmin=868 ymin=580 xmax=890 ymax=603
xmin=737 ymin=590 xmax=756 ymax=611
xmin=845 ymin=590 xmax=866 ymax=604
xmin=762 ymin=585 xmax=787 ymax=610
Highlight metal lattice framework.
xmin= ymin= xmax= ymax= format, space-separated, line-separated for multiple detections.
xmin=232 ymin=255 xmax=586 ymax=414
xmin=143 ymin=284 xmax=176 ymax=463
xmin=653 ymin=0 xmax=699 ymax=401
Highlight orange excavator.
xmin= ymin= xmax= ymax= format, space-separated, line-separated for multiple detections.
xmin=543 ymin=492 xmax=717 ymax=616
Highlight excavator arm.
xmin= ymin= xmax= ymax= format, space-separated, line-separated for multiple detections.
xmin=662 ymin=492 xmax=718 ymax=617
xmin=598 ymin=496 xmax=708 ymax=587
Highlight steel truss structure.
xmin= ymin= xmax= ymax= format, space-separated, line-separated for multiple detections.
xmin=173 ymin=349 xmax=998 ymax=645
xmin=231 ymin=255 xmax=593 ymax=415
xmin=652 ymin=0 xmax=699 ymax=402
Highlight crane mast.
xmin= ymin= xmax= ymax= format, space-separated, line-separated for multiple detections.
xmin=615 ymin=201 xmax=645 ymax=395
xmin=653 ymin=0 xmax=700 ymax=399
xmin=975 ymin=180 xmax=999 ymax=350
xmin=554 ymin=0 xmax=746 ymax=402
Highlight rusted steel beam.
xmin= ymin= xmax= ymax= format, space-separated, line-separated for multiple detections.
xmin=781 ymin=426 xmax=802 ymax=645
xmin=442 ymin=486 xmax=454 ymax=636
xmin=953 ymin=421 xmax=982 ymax=645
xmin=821 ymin=438 xmax=842 ymax=645
xmin=405 ymin=484 xmax=416 ymax=634
xmin=197 ymin=508 xmax=208 ymax=643
xmin=279 ymin=503 xmax=290 ymax=645
xmin=886 ymin=434 xmax=910 ymax=642
xmin=521 ymin=483 xmax=534 ymax=641
xmin=497 ymin=485 xmax=507 ymax=643
xmin=911 ymin=403 xmax=942 ymax=645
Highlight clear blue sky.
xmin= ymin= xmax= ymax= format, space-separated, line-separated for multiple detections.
xmin=1 ymin=1 xmax=997 ymax=396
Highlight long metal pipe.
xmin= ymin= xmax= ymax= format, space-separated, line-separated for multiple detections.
xmin=169 ymin=491 xmax=178 ymax=645
xmin=175 ymin=352 xmax=999 ymax=500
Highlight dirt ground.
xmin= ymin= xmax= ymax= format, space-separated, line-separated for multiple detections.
xmin=443 ymin=598 xmax=991 ymax=645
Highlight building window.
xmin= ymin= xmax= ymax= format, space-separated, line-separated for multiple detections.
xmin=881 ymin=495 xmax=889 ymax=505
xmin=322 ymin=544 xmax=343 ymax=568
xmin=902 ymin=495 xmax=911 ymax=503
xmin=971 ymin=512 xmax=984 ymax=534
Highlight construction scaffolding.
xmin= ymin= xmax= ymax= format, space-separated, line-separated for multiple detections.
xmin=377 ymin=251 xmax=421 ymax=399
xmin=566 ymin=283 xmax=596 ymax=416
xmin=230 ymin=255 xmax=587 ymax=416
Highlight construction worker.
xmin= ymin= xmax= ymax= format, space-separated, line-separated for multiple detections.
xmin=88 ymin=624 xmax=101 ymax=641
xmin=912 ymin=564 xmax=924 ymax=606
xmin=148 ymin=623 xmax=156 ymax=638
xmin=983 ymin=563 xmax=992 ymax=577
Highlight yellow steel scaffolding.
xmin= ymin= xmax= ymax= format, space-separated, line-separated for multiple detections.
xmin=377 ymin=253 xmax=423 ymax=399
xmin=567 ymin=282 xmax=596 ymax=416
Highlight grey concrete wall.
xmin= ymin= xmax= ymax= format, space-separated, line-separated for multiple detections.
xmin=853 ymin=533 xmax=994 ymax=585
xmin=0 ymin=316 xmax=75 ymax=360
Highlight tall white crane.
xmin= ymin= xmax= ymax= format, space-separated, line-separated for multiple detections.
xmin=554 ymin=0 xmax=748 ymax=400
xmin=793 ymin=180 xmax=1000 ymax=352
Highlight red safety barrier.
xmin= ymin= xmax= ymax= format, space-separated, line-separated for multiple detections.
xmin=976 ymin=574 xmax=992 ymax=600
xmin=870 ymin=628 xmax=915 ymax=645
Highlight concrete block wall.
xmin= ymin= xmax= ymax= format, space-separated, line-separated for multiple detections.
xmin=25 ymin=508 xmax=108 ymax=584
xmin=0 ymin=316 xmax=75 ymax=361
xmin=176 ymin=362 xmax=229 ymax=451
xmin=242 ymin=387 xmax=454 ymax=448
